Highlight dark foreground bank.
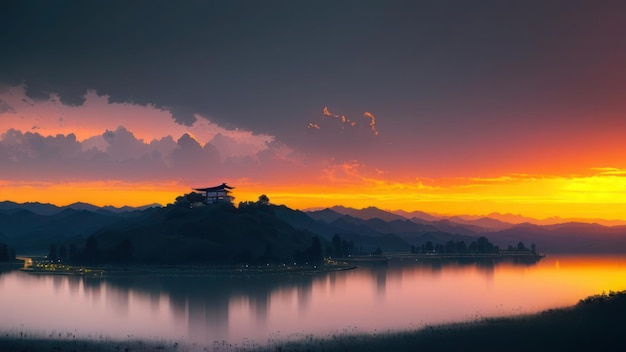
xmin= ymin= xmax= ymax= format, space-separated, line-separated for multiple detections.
xmin=2 ymin=291 xmax=625 ymax=352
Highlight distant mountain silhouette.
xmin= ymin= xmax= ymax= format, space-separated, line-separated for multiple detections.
xmin=483 ymin=212 xmax=626 ymax=227
xmin=4 ymin=200 xmax=626 ymax=259
xmin=445 ymin=216 xmax=514 ymax=231
xmin=306 ymin=208 xmax=345 ymax=223
xmin=310 ymin=206 xmax=485 ymax=235
xmin=0 ymin=200 xmax=160 ymax=216
xmin=488 ymin=222 xmax=626 ymax=253
xmin=328 ymin=206 xmax=407 ymax=222
xmin=391 ymin=209 xmax=444 ymax=222
xmin=0 ymin=201 xmax=62 ymax=216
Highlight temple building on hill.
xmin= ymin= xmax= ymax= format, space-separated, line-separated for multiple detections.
xmin=193 ymin=183 xmax=234 ymax=204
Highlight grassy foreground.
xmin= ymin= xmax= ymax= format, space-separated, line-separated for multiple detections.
xmin=2 ymin=291 xmax=626 ymax=352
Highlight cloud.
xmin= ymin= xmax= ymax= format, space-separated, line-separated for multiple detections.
xmin=102 ymin=126 xmax=150 ymax=161
xmin=590 ymin=167 xmax=626 ymax=176
xmin=307 ymin=122 xmax=320 ymax=129
xmin=0 ymin=122 xmax=309 ymax=186
xmin=0 ymin=85 xmax=278 ymax=161
xmin=0 ymin=99 xmax=15 ymax=114
xmin=321 ymin=106 xmax=355 ymax=129
xmin=317 ymin=106 xmax=378 ymax=135
xmin=363 ymin=111 xmax=379 ymax=136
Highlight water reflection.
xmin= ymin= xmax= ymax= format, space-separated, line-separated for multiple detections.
xmin=1 ymin=255 xmax=625 ymax=347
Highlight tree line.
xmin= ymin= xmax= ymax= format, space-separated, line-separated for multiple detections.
xmin=47 ymin=236 xmax=133 ymax=265
xmin=0 ymin=243 xmax=16 ymax=262
xmin=411 ymin=236 xmax=537 ymax=255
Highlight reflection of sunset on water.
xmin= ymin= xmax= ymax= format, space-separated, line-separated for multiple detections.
xmin=2 ymin=256 xmax=626 ymax=346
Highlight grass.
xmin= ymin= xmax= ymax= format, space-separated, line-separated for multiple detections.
xmin=2 ymin=291 xmax=626 ymax=352
xmin=0 ymin=332 xmax=181 ymax=352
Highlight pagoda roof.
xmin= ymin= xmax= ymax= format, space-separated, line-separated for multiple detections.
xmin=193 ymin=183 xmax=234 ymax=192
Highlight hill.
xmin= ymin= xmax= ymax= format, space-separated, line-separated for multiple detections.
xmin=79 ymin=202 xmax=321 ymax=265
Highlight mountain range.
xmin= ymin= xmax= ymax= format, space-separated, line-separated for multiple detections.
xmin=2 ymin=201 xmax=626 ymax=258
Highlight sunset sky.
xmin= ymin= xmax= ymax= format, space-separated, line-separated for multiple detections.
xmin=2 ymin=1 xmax=626 ymax=220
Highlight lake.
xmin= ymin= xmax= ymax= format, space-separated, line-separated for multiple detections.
xmin=1 ymin=255 xmax=626 ymax=348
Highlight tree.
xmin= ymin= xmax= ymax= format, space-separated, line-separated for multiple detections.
xmin=0 ymin=243 xmax=8 ymax=262
xmin=69 ymin=244 xmax=78 ymax=261
xmin=257 ymin=194 xmax=270 ymax=205
xmin=425 ymin=241 xmax=434 ymax=253
xmin=58 ymin=245 xmax=68 ymax=262
xmin=259 ymin=243 xmax=273 ymax=264
xmin=456 ymin=241 xmax=467 ymax=253
xmin=84 ymin=235 xmax=99 ymax=264
xmin=445 ymin=240 xmax=456 ymax=254
xmin=372 ymin=247 xmax=383 ymax=255
xmin=48 ymin=244 xmax=58 ymax=262
xmin=517 ymin=241 xmax=527 ymax=252
xmin=110 ymin=239 xmax=133 ymax=262
xmin=308 ymin=236 xmax=323 ymax=263
xmin=476 ymin=236 xmax=495 ymax=253
xmin=325 ymin=245 xmax=333 ymax=258
xmin=332 ymin=234 xmax=342 ymax=257
xmin=531 ymin=243 xmax=537 ymax=253
xmin=174 ymin=192 xmax=205 ymax=207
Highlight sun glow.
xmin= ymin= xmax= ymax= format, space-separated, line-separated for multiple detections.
xmin=1 ymin=167 xmax=625 ymax=221
xmin=237 ymin=169 xmax=626 ymax=220
xmin=1 ymin=169 xmax=625 ymax=221
xmin=0 ymin=180 xmax=188 ymax=207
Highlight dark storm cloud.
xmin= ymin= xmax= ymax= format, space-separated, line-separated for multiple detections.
xmin=2 ymin=0 xmax=626 ymax=160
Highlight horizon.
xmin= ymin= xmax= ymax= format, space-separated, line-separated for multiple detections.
xmin=2 ymin=2 xmax=626 ymax=222
xmin=3 ymin=197 xmax=626 ymax=226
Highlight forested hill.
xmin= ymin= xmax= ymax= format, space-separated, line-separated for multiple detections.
xmin=85 ymin=202 xmax=318 ymax=264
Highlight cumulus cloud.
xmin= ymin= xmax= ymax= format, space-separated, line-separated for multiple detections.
xmin=0 ymin=85 xmax=278 ymax=161
xmin=0 ymin=123 xmax=306 ymax=185
xmin=102 ymin=126 xmax=150 ymax=161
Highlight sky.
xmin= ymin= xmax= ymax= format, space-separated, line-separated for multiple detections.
xmin=1 ymin=0 xmax=626 ymax=220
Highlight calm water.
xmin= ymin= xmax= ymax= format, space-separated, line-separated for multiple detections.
xmin=1 ymin=255 xmax=626 ymax=347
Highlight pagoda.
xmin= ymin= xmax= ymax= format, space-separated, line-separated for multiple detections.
xmin=193 ymin=183 xmax=234 ymax=204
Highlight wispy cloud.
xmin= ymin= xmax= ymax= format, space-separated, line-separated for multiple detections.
xmin=317 ymin=106 xmax=378 ymax=135
xmin=0 ymin=99 xmax=15 ymax=114
xmin=363 ymin=111 xmax=379 ymax=136
xmin=321 ymin=106 xmax=355 ymax=130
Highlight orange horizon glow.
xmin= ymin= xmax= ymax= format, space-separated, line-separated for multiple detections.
xmin=2 ymin=167 xmax=626 ymax=222
xmin=2 ymin=86 xmax=626 ymax=222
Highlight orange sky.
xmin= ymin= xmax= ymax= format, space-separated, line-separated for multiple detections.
xmin=1 ymin=84 xmax=626 ymax=221
xmin=1 ymin=169 xmax=626 ymax=221
xmin=3 ymin=2 xmax=626 ymax=221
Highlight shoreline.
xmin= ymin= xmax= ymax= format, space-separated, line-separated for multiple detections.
xmin=16 ymin=252 xmax=546 ymax=278
xmin=15 ymin=252 xmax=546 ymax=278
xmin=18 ymin=261 xmax=358 ymax=278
